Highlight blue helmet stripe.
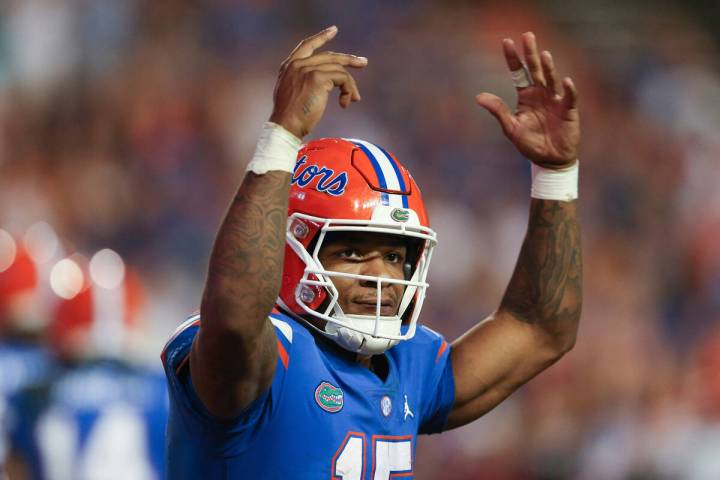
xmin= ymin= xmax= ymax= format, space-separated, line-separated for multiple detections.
xmin=352 ymin=141 xmax=389 ymax=205
xmin=375 ymin=144 xmax=409 ymax=208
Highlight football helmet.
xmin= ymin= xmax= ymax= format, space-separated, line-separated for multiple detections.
xmin=0 ymin=230 xmax=38 ymax=330
xmin=278 ymin=138 xmax=437 ymax=355
xmin=0 ymin=225 xmax=62 ymax=333
xmin=49 ymin=249 xmax=144 ymax=359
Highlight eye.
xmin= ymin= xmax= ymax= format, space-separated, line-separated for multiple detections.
xmin=385 ymin=251 xmax=405 ymax=264
xmin=338 ymin=248 xmax=362 ymax=260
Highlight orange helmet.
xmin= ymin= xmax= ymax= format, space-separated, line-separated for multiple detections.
xmin=278 ymin=138 xmax=437 ymax=355
xmin=0 ymin=233 xmax=37 ymax=309
xmin=48 ymin=249 xmax=144 ymax=359
xmin=0 ymin=225 xmax=62 ymax=334
xmin=0 ymin=233 xmax=38 ymax=332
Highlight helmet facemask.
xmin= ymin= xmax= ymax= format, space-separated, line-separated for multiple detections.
xmin=280 ymin=208 xmax=436 ymax=355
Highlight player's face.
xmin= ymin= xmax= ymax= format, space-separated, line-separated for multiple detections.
xmin=317 ymin=232 xmax=407 ymax=316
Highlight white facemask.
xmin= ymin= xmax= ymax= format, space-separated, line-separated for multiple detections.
xmin=282 ymin=207 xmax=437 ymax=355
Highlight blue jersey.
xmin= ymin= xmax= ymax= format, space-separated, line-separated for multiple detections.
xmin=7 ymin=360 xmax=168 ymax=480
xmin=0 ymin=342 xmax=54 ymax=464
xmin=162 ymin=311 xmax=455 ymax=479
xmin=0 ymin=342 xmax=53 ymax=398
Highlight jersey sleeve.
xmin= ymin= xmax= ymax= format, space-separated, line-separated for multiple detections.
xmin=161 ymin=313 xmax=292 ymax=452
xmin=417 ymin=326 xmax=455 ymax=435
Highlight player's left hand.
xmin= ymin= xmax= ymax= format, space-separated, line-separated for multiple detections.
xmin=476 ymin=32 xmax=580 ymax=169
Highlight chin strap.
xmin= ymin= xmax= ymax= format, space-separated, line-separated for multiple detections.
xmin=275 ymin=300 xmax=402 ymax=355
xmin=324 ymin=316 xmax=400 ymax=355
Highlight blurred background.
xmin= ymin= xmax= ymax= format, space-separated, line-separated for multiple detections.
xmin=0 ymin=0 xmax=719 ymax=478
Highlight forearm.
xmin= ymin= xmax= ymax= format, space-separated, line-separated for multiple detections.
xmin=201 ymin=171 xmax=291 ymax=332
xmin=198 ymin=25 xmax=366 ymax=331
xmin=499 ymin=198 xmax=582 ymax=351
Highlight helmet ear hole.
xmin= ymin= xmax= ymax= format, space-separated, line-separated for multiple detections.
xmin=403 ymin=237 xmax=423 ymax=280
xmin=403 ymin=262 xmax=412 ymax=281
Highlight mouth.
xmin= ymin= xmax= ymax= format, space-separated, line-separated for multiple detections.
xmin=352 ymin=299 xmax=398 ymax=316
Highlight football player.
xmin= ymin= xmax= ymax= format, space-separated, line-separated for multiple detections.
xmin=0 ymin=228 xmax=57 ymax=477
xmin=163 ymin=26 xmax=581 ymax=478
xmin=5 ymin=249 xmax=168 ymax=480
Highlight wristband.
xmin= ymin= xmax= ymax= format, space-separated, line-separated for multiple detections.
xmin=531 ymin=161 xmax=579 ymax=201
xmin=246 ymin=122 xmax=302 ymax=174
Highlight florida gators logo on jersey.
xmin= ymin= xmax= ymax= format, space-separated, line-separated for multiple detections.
xmin=315 ymin=381 xmax=344 ymax=413
xmin=291 ymin=156 xmax=348 ymax=196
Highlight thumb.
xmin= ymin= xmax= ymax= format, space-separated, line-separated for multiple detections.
xmin=475 ymin=93 xmax=514 ymax=134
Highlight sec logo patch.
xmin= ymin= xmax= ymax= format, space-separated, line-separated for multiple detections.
xmin=380 ymin=395 xmax=392 ymax=417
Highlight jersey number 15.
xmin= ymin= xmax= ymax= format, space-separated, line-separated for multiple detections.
xmin=332 ymin=432 xmax=413 ymax=479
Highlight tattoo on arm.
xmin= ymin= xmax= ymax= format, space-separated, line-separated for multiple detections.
xmin=202 ymin=171 xmax=291 ymax=326
xmin=303 ymin=94 xmax=318 ymax=116
xmin=500 ymin=199 xmax=582 ymax=343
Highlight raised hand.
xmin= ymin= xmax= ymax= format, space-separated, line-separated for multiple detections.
xmin=269 ymin=26 xmax=368 ymax=139
xmin=476 ymin=32 xmax=580 ymax=169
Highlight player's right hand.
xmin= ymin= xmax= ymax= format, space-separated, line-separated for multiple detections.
xmin=269 ymin=26 xmax=368 ymax=139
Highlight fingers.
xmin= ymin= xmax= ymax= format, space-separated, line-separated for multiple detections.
xmin=311 ymin=70 xmax=358 ymax=108
xmin=282 ymin=29 xmax=367 ymax=103
xmin=502 ymin=39 xmax=523 ymax=72
xmin=561 ymin=77 xmax=578 ymax=110
xmin=302 ymin=64 xmax=361 ymax=104
xmin=271 ymin=27 xmax=368 ymax=137
xmin=475 ymin=93 xmax=515 ymax=134
xmin=294 ymin=51 xmax=368 ymax=69
xmin=541 ymin=51 xmax=562 ymax=97
xmin=505 ymin=32 xmax=575 ymax=104
xmin=521 ymin=32 xmax=545 ymax=86
xmin=286 ymin=25 xmax=338 ymax=63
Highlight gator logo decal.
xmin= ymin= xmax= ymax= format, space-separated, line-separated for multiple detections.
xmin=314 ymin=381 xmax=344 ymax=413
xmin=292 ymin=156 xmax=348 ymax=196
xmin=390 ymin=208 xmax=410 ymax=222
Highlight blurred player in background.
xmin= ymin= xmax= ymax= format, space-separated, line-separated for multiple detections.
xmin=163 ymin=26 xmax=581 ymax=477
xmin=0 ymin=226 xmax=59 ymax=477
xmin=5 ymin=248 xmax=168 ymax=480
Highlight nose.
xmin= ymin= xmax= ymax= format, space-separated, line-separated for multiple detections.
xmin=358 ymin=254 xmax=392 ymax=287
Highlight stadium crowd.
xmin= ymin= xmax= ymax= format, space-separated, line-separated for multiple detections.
xmin=1 ymin=1 xmax=719 ymax=478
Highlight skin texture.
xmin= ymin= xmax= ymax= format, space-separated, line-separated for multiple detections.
xmin=191 ymin=171 xmax=290 ymax=417
xmin=190 ymin=26 xmax=368 ymax=418
xmin=446 ymin=199 xmax=581 ymax=428
xmin=315 ymin=232 xmax=409 ymax=371
xmin=191 ymin=28 xmax=582 ymax=429
xmin=316 ymin=232 xmax=408 ymax=318
xmin=446 ymin=32 xmax=581 ymax=428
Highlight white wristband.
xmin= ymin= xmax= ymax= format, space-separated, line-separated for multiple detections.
xmin=246 ymin=122 xmax=302 ymax=174
xmin=531 ymin=161 xmax=579 ymax=201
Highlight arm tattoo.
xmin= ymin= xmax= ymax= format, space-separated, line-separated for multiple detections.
xmin=500 ymin=199 xmax=582 ymax=343
xmin=202 ymin=171 xmax=291 ymax=325
xmin=303 ymin=94 xmax=317 ymax=116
